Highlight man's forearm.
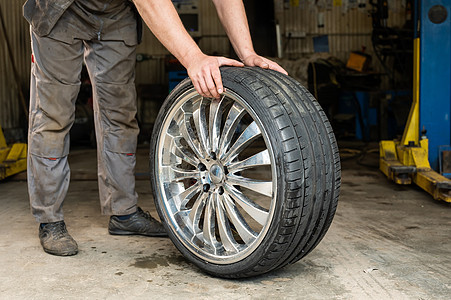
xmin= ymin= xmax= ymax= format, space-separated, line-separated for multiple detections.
xmin=212 ymin=0 xmax=256 ymax=61
xmin=131 ymin=0 xmax=284 ymax=98
xmin=132 ymin=0 xmax=204 ymax=69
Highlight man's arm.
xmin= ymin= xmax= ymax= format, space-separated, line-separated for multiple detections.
xmin=133 ymin=0 xmax=286 ymax=99
xmin=133 ymin=0 xmax=243 ymax=99
xmin=211 ymin=0 xmax=287 ymax=75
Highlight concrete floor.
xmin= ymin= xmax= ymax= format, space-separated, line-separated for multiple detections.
xmin=0 ymin=146 xmax=450 ymax=300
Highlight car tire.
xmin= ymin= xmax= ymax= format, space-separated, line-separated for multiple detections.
xmin=150 ymin=67 xmax=340 ymax=278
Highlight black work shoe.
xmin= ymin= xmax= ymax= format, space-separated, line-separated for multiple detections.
xmin=108 ymin=207 xmax=168 ymax=237
xmin=39 ymin=221 xmax=78 ymax=256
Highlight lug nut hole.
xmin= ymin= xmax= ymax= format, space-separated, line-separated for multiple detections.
xmin=210 ymin=152 xmax=217 ymax=160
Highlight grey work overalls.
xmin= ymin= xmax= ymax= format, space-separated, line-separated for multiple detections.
xmin=24 ymin=0 xmax=141 ymax=222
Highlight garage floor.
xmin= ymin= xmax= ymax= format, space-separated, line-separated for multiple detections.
xmin=0 ymin=145 xmax=450 ymax=299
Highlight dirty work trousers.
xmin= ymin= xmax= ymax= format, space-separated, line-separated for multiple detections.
xmin=28 ymin=4 xmax=140 ymax=223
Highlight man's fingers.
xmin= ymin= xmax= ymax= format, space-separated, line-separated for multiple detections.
xmin=198 ymin=58 xmax=227 ymax=98
xmin=218 ymin=57 xmax=244 ymax=67
xmin=204 ymin=71 xmax=219 ymax=99
xmin=188 ymin=55 xmax=242 ymax=98
xmin=256 ymin=58 xmax=269 ymax=69
xmin=193 ymin=75 xmax=213 ymax=98
xmin=244 ymin=55 xmax=268 ymax=69
xmin=243 ymin=54 xmax=288 ymax=75
xmin=191 ymin=71 xmax=221 ymax=99
xmin=192 ymin=80 xmax=203 ymax=97
xmin=268 ymin=62 xmax=288 ymax=75
xmin=211 ymin=67 xmax=223 ymax=97
xmin=255 ymin=57 xmax=287 ymax=74
xmin=199 ymin=77 xmax=214 ymax=98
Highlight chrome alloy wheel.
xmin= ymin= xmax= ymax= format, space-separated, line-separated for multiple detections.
xmin=155 ymin=88 xmax=277 ymax=264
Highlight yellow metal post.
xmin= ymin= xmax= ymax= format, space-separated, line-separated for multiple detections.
xmin=0 ymin=125 xmax=9 ymax=164
xmin=401 ymin=38 xmax=421 ymax=147
xmin=0 ymin=126 xmax=28 ymax=180
xmin=379 ymin=38 xmax=451 ymax=203
xmin=0 ymin=125 xmax=6 ymax=147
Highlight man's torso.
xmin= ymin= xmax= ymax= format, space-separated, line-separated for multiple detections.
xmin=23 ymin=0 xmax=138 ymax=45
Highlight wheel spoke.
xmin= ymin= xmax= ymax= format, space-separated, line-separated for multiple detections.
xmin=188 ymin=192 xmax=208 ymax=234
xmin=166 ymin=117 xmax=182 ymax=137
xmin=209 ymin=96 xmax=225 ymax=154
xmin=172 ymin=137 xmax=200 ymax=167
xmin=180 ymin=105 xmax=204 ymax=159
xmin=215 ymin=194 xmax=240 ymax=252
xmin=202 ymin=195 xmax=217 ymax=250
xmin=222 ymin=193 xmax=257 ymax=244
xmin=226 ymin=174 xmax=273 ymax=198
xmin=177 ymin=181 xmax=201 ymax=208
xmin=193 ymin=98 xmax=210 ymax=155
xmin=169 ymin=183 xmax=186 ymax=209
xmin=224 ymin=183 xmax=270 ymax=226
xmin=218 ymin=103 xmax=246 ymax=158
xmin=226 ymin=149 xmax=271 ymax=174
xmin=222 ymin=121 xmax=261 ymax=164
xmin=162 ymin=166 xmax=200 ymax=182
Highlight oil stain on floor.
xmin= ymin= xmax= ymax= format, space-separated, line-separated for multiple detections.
xmin=131 ymin=253 xmax=186 ymax=270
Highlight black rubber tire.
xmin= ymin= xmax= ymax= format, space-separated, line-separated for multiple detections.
xmin=150 ymin=67 xmax=340 ymax=278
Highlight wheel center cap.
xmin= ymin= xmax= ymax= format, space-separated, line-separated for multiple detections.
xmin=209 ymin=164 xmax=224 ymax=184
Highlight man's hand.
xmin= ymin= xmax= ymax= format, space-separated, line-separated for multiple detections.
xmin=186 ymin=54 xmax=244 ymax=99
xmin=242 ymin=54 xmax=288 ymax=75
xmin=187 ymin=54 xmax=287 ymax=99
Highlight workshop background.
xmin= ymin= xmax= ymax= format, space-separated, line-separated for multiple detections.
xmin=1 ymin=0 xmax=411 ymax=134
xmin=1 ymin=0 xmax=450 ymax=299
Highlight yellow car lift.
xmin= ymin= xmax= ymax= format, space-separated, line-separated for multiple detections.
xmin=379 ymin=34 xmax=451 ymax=203
xmin=0 ymin=125 xmax=27 ymax=180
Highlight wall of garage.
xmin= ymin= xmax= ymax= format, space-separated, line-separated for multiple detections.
xmin=275 ymin=0 xmax=408 ymax=61
xmin=0 ymin=0 xmax=31 ymax=130
xmin=0 ymin=0 xmax=408 ymax=130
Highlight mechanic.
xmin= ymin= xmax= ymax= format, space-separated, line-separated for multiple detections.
xmin=24 ymin=0 xmax=287 ymax=256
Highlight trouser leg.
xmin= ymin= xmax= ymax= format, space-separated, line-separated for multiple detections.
xmin=83 ymin=39 xmax=139 ymax=216
xmin=28 ymin=30 xmax=83 ymax=223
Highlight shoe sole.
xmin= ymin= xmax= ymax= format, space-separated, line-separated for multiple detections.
xmin=43 ymin=248 xmax=78 ymax=256
xmin=108 ymin=229 xmax=168 ymax=237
